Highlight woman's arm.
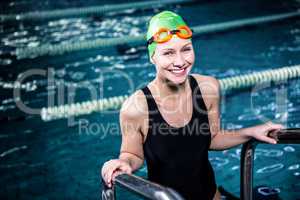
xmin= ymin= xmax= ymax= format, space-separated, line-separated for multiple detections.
xmin=209 ymin=124 xmax=282 ymax=150
xmin=194 ymin=75 xmax=283 ymax=151
xmin=118 ymin=90 xmax=147 ymax=169
xmin=101 ymin=91 xmax=146 ymax=187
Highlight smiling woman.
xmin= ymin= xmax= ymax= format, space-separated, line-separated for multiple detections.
xmin=147 ymin=11 xmax=194 ymax=85
xmin=101 ymin=10 xmax=283 ymax=200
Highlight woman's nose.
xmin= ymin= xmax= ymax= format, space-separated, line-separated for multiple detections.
xmin=173 ymin=53 xmax=185 ymax=67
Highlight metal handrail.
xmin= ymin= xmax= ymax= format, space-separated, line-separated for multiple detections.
xmin=102 ymin=173 xmax=185 ymax=200
xmin=240 ymin=128 xmax=300 ymax=200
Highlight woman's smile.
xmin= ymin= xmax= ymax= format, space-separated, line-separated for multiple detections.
xmin=168 ymin=65 xmax=190 ymax=77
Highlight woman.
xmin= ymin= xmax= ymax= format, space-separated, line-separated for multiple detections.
xmin=101 ymin=11 xmax=283 ymax=200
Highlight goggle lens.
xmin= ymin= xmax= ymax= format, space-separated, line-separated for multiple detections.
xmin=176 ymin=25 xmax=192 ymax=39
xmin=157 ymin=31 xmax=169 ymax=41
xmin=179 ymin=28 xmax=188 ymax=35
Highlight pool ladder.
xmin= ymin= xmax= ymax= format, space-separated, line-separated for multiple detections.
xmin=241 ymin=128 xmax=300 ymax=200
xmin=102 ymin=128 xmax=300 ymax=200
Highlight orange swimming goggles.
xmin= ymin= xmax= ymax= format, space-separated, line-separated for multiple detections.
xmin=147 ymin=25 xmax=193 ymax=45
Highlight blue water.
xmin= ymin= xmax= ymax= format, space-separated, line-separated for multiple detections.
xmin=0 ymin=0 xmax=300 ymax=199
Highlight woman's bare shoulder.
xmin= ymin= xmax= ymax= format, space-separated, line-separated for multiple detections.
xmin=190 ymin=73 xmax=220 ymax=95
xmin=190 ymin=74 xmax=220 ymax=110
xmin=120 ymin=89 xmax=148 ymax=122
xmin=190 ymin=73 xmax=219 ymax=86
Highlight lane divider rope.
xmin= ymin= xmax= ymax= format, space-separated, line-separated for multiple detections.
xmin=0 ymin=0 xmax=192 ymax=22
xmin=16 ymin=11 xmax=300 ymax=59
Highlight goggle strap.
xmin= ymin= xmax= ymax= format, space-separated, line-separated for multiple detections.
xmin=147 ymin=37 xmax=154 ymax=46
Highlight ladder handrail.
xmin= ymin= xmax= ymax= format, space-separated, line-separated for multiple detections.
xmin=102 ymin=173 xmax=185 ymax=200
xmin=240 ymin=128 xmax=300 ymax=200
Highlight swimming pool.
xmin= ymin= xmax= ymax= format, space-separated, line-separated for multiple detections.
xmin=0 ymin=0 xmax=300 ymax=199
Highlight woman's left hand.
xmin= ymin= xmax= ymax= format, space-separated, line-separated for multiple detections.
xmin=248 ymin=122 xmax=284 ymax=144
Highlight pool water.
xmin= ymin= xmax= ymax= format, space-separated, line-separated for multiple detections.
xmin=0 ymin=0 xmax=300 ymax=199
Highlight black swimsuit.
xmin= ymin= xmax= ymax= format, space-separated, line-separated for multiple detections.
xmin=141 ymin=75 xmax=217 ymax=200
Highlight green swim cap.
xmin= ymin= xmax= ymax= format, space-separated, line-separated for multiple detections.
xmin=146 ymin=10 xmax=190 ymax=58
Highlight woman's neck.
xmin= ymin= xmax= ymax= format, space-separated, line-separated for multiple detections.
xmin=151 ymin=75 xmax=190 ymax=100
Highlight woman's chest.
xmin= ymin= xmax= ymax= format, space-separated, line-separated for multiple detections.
xmin=156 ymin=94 xmax=193 ymax=128
xmin=144 ymin=126 xmax=210 ymax=166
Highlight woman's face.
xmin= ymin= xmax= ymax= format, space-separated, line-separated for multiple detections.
xmin=150 ymin=36 xmax=195 ymax=85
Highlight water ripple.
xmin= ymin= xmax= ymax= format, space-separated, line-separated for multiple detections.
xmin=0 ymin=145 xmax=27 ymax=158
xmin=256 ymin=163 xmax=284 ymax=174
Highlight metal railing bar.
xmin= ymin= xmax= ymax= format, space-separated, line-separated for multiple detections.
xmin=102 ymin=173 xmax=185 ymax=200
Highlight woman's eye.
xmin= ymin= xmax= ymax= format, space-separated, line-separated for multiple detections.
xmin=163 ymin=52 xmax=173 ymax=55
xmin=183 ymin=48 xmax=191 ymax=52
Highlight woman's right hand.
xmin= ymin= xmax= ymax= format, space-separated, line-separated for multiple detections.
xmin=101 ymin=159 xmax=132 ymax=188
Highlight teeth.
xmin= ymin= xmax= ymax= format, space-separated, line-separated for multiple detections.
xmin=171 ymin=68 xmax=184 ymax=74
